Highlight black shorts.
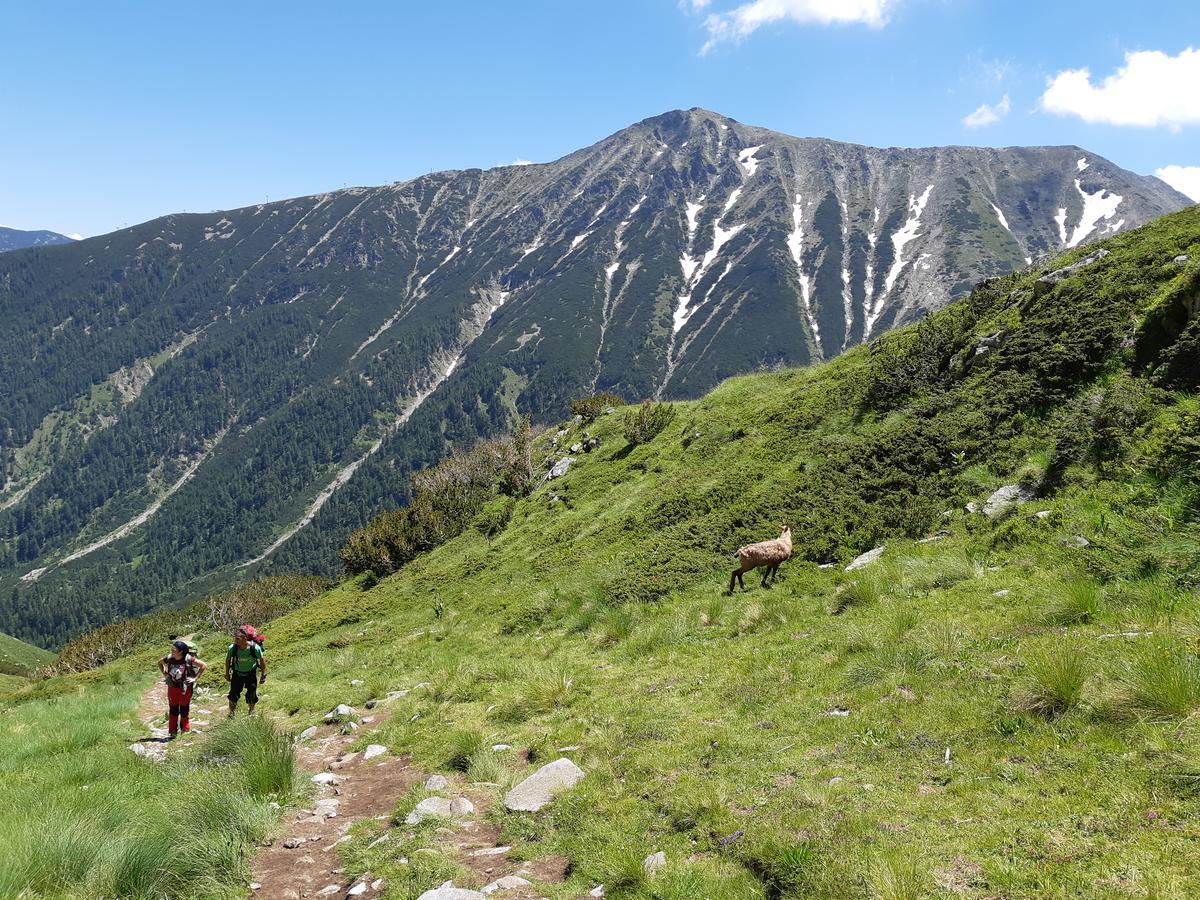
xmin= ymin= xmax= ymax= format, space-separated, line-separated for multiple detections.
xmin=228 ymin=671 xmax=259 ymax=704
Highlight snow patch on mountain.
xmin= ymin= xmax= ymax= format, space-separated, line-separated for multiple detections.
xmin=871 ymin=184 xmax=933 ymax=335
xmin=738 ymin=146 xmax=763 ymax=177
xmin=1067 ymin=181 xmax=1122 ymax=248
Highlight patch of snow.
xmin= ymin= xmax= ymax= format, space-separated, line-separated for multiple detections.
xmin=442 ymin=246 xmax=461 ymax=265
xmin=870 ymin=184 xmax=933 ymax=336
xmin=1067 ymin=180 xmax=1122 ymax=248
xmin=605 ymin=261 xmax=620 ymax=280
xmin=465 ymin=218 xmax=477 ymax=230
xmin=737 ymin=145 xmax=763 ymax=177
xmin=1054 ymin=207 xmax=1068 ymax=245
xmin=521 ymin=242 xmax=542 ymax=258
xmin=629 ymin=194 xmax=648 ymax=216
xmin=723 ymin=188 xmax=742 ymax=214
xmin=685 ymin=201 xmax=703 ymax=239
xmin=571 ymin=232 xmax=591 ymax=250
xmin=679 ymin=253 xmax=699 ymax=283
xmin=1077 ymin=157 xmax=1089 ymax=172
xmin=990 ymin=203 xmax=1012 ymax=233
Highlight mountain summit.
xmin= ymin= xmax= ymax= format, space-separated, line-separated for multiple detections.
xmin=0 ymin=109 xmax=1190 ymax=643
xmin=0 ymin=226 xmax=75 ymax=252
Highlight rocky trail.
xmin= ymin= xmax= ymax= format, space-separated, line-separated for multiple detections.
xmin=134 ymin=677 xmax=574 ymax=899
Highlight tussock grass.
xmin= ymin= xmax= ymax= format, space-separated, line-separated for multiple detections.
xmin=867 ymin=851 xmax=928 ymax=900
xmin=1099 ymin=641 xmax=1200 ymax=721
xmin=1011 ymin=644 xmax=1090 ymax=717
xmin=1043 ymin=578 xmax=1106 ymax=626
xmin=830 ymin=576 xmax=883 ymax=614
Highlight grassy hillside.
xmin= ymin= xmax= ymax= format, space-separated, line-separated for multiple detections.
xmin=0 ymin=628 xmax=54 ymax=676
xmin=2 ymin=205 xmax=1198 ymax=898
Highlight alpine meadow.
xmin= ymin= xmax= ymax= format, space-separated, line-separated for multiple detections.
xmin=3 ymin=199 xmax=1198 ymax=897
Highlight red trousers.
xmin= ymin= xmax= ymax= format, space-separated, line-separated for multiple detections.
xmin=167 ymin=684 xmax=193 ymax=734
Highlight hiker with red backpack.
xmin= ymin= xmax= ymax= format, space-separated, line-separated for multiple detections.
xmin=158 ymin=639 xmax=207 ymax=738
xmin=226 ymin=625 xmax=267 ymax=716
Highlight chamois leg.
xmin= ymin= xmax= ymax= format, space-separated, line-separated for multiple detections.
xmin=770 ymin=564 xmax=781 ymax=583
xmin=761 ymin=566 xmax=771 ymax=588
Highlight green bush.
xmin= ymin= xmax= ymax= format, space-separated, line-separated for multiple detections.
xmin=571 ymin=392 xmax=623 ymax=423
xmin=622 ymin=400 xmax=677 ymax=446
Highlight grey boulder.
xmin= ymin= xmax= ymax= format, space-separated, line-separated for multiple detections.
xmin=504 ymin=758 xmax=586 ymax=812
xmin=417 ymin=883 xmax=486 ymax=900
xmin=983 ymin=484 xmax=1036 ymax=517
xmin=845 ymin=547 xmax=884 ymax=572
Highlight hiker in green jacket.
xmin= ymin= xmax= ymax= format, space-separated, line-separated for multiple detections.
xmin=225 ymin=626 xmax=267 ymax=716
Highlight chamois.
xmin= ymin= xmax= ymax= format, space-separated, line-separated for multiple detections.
xmin=729 ymin=525 xmax=792 ymax=592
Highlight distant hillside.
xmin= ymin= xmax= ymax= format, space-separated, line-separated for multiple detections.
xmin=0 ymin=226 xmax=74 ymax=252
xmin=0 ymin=629 xmax=54 ymax=675
xmin=0 ymin=109 xmax=1190 ymax=647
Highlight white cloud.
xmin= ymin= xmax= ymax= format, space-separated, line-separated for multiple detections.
xmin=962 ymin=94 xmax=1011 ymax=129
xmin=699 ymin=0 xmax=896 ymax=53
xmin=1040 ymin=48 xmax=1200 ymax=129
xmin=1155 ymin=165 xmax=1200 ymax=202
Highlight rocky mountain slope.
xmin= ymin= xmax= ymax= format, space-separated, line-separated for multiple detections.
xmin=0 ymin=109 xmax=1190 ymax=645
xmin=0 ymin=225 xmax=74 ymax=252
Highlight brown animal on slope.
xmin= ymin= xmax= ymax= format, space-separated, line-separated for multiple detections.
xmin=729 ymin=525 xmax=793 ymax=592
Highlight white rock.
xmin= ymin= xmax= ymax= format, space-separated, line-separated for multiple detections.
xmin=317 ymin=886 xmax=341 ymax=897
xmin=313 ymin=798 xmax=340 ymax=819
xmin=482 ymin=875 xmax=532 ymax=894
xmin=983 ymin=484 xmax=1036 ymax=517
xmin=491 ymin=743 xmax=511 ymax=752
xmin=341 ymin=722 xmax=359 ymax=734
xmin=347 ymin=883 xmax=367 ymax=896
xmin=845 ymin=547 xmax=884 ymax=572
xmin=350 ymin=679 xmax=364 ymax=686
xmin=311 ymin=772 xmax=341 ymax=785
xmin=469 ymin=846 xmax=512 ymax=857
xmin=643 ymin=851 xmax=667 ymax=874
xmin=994 ymin=589 xmax=1011 ymax=597
xmin=249 ymin=883 xmax=262 ymax=891
xmin=425 ymin=774 xmax=449 ymax=791
xmin=1064 ymin=535 xmax=1091 ymax=548
xmin=1035 ymin=510 xmax=1053 ymax=519
xmin=588 ymin=887 xmax=605 ymax=898
xmin=299 ymin=726 xmax=319 ymax=740
xmin=371 ymin=881 xmax=385 ymax=892
xmin=406 ymin=796 xmax=453 ymax=824
xmin=965 ymin=501 xmax=979 ymax=514
xmin=417 ymin=882 xmax=487 ymax=900
xmin=449 ymin=797 xmax=475 ymax=816
xmin=546 ymin=457 xmax=575 ymax=480
xmin=363 ymin=744 xmax=388 ymax=760
xmin=503 ymin=758 xmax=586 ymax=812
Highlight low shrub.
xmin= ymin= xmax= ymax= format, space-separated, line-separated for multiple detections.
xmin=622 ymin=400 xmax=677 ymax=446
xmin=571 ymin=392 xmax=623 ymax=423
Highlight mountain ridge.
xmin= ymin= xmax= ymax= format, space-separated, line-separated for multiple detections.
xmin=0 ymin=108 xmax=1190 ymax=645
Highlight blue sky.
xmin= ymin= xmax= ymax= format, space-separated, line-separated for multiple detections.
xmin=2 ymin=1 xmax=1198 ymax=238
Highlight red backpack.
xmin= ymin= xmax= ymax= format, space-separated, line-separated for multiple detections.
xmin=240 ymin=625 xmax=265 ymax=652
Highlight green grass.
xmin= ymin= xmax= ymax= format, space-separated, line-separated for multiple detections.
xmin=0 ymin=678 xmax=295 ymax=898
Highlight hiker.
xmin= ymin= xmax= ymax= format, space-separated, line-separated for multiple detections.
xmin=158 ymin=639 xmax=207 ymax=738
xmin=226 ymin=625 xmax=267 ymax=716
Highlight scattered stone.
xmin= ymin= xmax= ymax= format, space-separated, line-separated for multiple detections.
xmin=405 ymin=795 xmax=473 ymax=824
xmin=347 ymin=883 xmax=367 ymax=897
xmin=417 ymin=882 xmax=487 ymax=900
xmin=362 ymin=716 xmax=375 ymax=724
xmin=558 ymin=744 xmax=580 ymax=751
xmin=323 ymin=835 xmax=351 ymax=852
xmin=283 ymin=837 xmax=304 ymax=849
xmin=1032 ymin=248 xmax=1109 ymax=298
xmin=299 ymin=726 xmax=319 ymax=740
xmin=367 ymin=834 xmax=390 ymax=849
xmin=313 ymin=798 xmax=340 ymax=819
xmin=817 ymin=562 xmax=836 ymax=569
xmin=824 ymin=707 xmax=851 ymax=717
xmin=425 ymin=774 xmax=449 ymax=791
xmin=282 ymin=891 xmax=301 ymax=900
xmin=983 ymin=484 xmax=1036 ymax=517
xmin=325 ymin=704 xmax=356 ymax=721
xmin=340 ymin=722 xmax=359 ymax=735
xmin=249 ymin=883 xmax=262 ymax=892
xmin=504 ymin=757 xmax=586 ymax=812
xmin=965 ymin=501 xmax=979 ymax=514
xmin=588 ymin=887 xmax=605 ymax=898
xmin=350 ymin=679 xmax=364 ymax=686
xmin=569 ymin=442 xmax=582 ymax=454
xmin=545 ymin=457 xmax=575 ymax=480
xmin=129 ymin=742 xmax=150 ymax=758
xmin=372 ymin=881 xmax=385 ymax=892
xmin=1062 ymin=535 xmax=1091 ymax=548
xmin=317 ymin=886 xmax=341 ymax=897
xmin=482 ymin=875 xmax=532 ymax=894
xmin=643 ymin=851 xmax=667 ymax=875
xmin=845 ymin=547 xmax=884 ymax=572
xmin=1174 ymin=255 xmax=1190 ymax=264
xmin=994 ymin=589 xmax=1011 ymax=597
xmin=365 ymin=699 xmax=381 ymax=709
xmin=491 ymin=743 xmax=511 ymax=752
xmin=719 ymin=830 xmax=745 ymax=847
xmin=469 ymin=846 xmax=512 ymax=857
xmin=828 ymin=776 xmax=844 ymax=785
xmin=333 ymin=752 xmax=359 ymax=769
xmin=1034 ymin=510 xmax=1053 ymax=520
xmin=363 ymin=744 xmax=388 ymax=760
xmin=917 ymin=531 xmax=951 ymax=544
xmin=312 ymin=772 xmax=342 ymax=786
